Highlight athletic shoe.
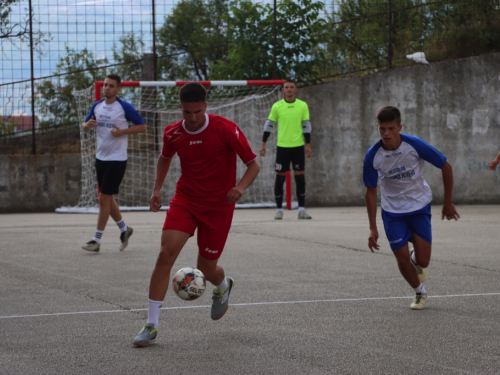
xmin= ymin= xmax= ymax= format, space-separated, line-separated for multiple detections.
xmin=274 ymin=211 xmax=283 ymax=220
xmin=410 ymin=293 xmax=427 ymax=310
xmin=410 ymin=249 xmax=427 ymax=283
xmin=298 ymin=210 xmax=312 ymax=220
xmin=132 ymin=323 xmax=157 ymax=347
xmin=82 ymin=240 xmax=100 ymax=252
xmin=119 ymin=226 xmax=133 ymax=251
xmin=211 ymin=277 xmax=234 ymax=320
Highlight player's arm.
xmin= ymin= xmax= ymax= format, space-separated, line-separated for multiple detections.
xmin=440 ymin=161 xmax=460 ymax=221
xmin=82 ymin=115 xmax=97 ymax=132
xmin=489 ymin=152 xmax=500 ymax=170
xmin=227 ymin=159 xmax=260 ymax=204
xmin=303 ymin=120 xmax=312 ymax=158
xmin=260 ymin=120 xmax=275 ymax=157
xmin=365 ymin=186 xmax=380 ymax=252
xmin=150 ymin=155 xmax=172 ymax=212
xmin=111 ymin=123 xmax=146 ymax=137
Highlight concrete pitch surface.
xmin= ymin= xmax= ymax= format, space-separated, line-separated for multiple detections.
xmin=1 ymin=206 xmax=499 ymax=374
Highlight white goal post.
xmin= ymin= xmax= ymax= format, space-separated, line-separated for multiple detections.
xmin=57 ymin=80 xmax=297 ymax=213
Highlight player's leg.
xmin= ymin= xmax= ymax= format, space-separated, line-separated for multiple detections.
xmin=291 ymin=146 xmax=311 ymax=219
xmin=132 ymin=229 xmax=190 ymax=348
xmin=133 ymin=200 xmax=196 ymax=347
xmin=408 ymin=204 xmax=433 ymax=282
xmin=82 ymin=160 xmax=128 ymax=252
xmin=274 ymin=146 xmax=289 ymax=220
xmin=382 ymin=209 xmax=427 ymax=309
xmin=109 ymin=197 xmax=134 ymax=251
xmin=196 ymin=208 xmax=234 ymax=320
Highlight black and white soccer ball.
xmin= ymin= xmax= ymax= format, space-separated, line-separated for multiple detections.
xmin=172 ymin=267 xmax=206 ymax=301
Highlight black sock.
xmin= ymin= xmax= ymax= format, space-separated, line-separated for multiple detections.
xmin=295 ymin=174 xmax=306 ymax=207
xmin=274 ymin=174 xmax=286 ymax=209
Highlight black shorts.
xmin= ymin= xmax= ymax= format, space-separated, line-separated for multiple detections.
xmin=95 ymin=159 xmax=127 ymax=195
xmin=275 ymin=146 xmax=305 ymax=172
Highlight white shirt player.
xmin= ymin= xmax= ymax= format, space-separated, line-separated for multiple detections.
xmin=85 ymin=97 xmax=144 ymax=161
xmin=363 ymin=134 xmax=447 ymax=214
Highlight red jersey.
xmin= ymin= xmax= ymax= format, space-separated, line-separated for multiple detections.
xmin=161 ymin=113 xmax=257 ymax=209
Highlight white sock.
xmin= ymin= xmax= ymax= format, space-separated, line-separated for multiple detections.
xmin=298 ymin=207 xmax=305 ymax=212
xmin=414 ymin=283 xmax=427 ymax=294
xmin=276 ymin=208 xmax=283 ymax=213
xmin=216 ymin=277 xmax=228 ymax=291
xmin=93 ymin=230 xmax=103 ymax=244
xmin=116 ymin=219 xmax=128 ymax=233
xmin=147 ymin=299 xmax=163 ymax=328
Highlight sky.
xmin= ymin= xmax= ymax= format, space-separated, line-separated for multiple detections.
xmin=1 ymin=0 xmax=335 ymax=116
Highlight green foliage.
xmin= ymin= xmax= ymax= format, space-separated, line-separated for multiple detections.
xmin=211 ymin=0 xmax=329 ymax=82
xmin=156 ymin=0 xmax=230 ymax=81
xmin=328 ymin=0 xmax=500 ymax=75
xmin=112 ymin=33 xmax=146 ymax=81
xmin=35 ymin=46 xmax=109 ymax=128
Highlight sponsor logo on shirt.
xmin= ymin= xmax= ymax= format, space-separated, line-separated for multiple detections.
xmin=385 ymin=151 xmax=402 ymax=158
xmin=189 ymin=140 xmax=202 ymax=145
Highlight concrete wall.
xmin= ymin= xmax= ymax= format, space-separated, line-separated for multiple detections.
xmin=0 ymin=155 xmax=81 ymax=213
xmin=2 ymin=53 xmax=500 ymax=212
xmin=300 ymin=52 xmax=500 ymax=206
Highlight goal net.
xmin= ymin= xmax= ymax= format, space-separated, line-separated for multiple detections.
xmin=57 ymin=80 xmax=288 ymax=213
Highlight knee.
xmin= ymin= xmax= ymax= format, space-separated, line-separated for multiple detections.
xmin=155 ymin=248 xmax=176 ymax=269
xmin=98 ymin=193 xmax=112 ymax=207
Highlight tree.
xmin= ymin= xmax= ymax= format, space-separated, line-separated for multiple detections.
xmin=210 ymin=0 xmax=329 ymax=82
xmin=35 ymin=46 xmax=109 ymax=129
xmin=156 ymin=0 xmax=230 ymax=81
xmin=112 ymin=33 xmax=146 ymax=82
xmin=1 ymin=0 xmax=47 ymax=53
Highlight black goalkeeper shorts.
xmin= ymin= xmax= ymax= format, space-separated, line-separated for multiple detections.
xmin=275 ymin=146 xmax=305 ymax=172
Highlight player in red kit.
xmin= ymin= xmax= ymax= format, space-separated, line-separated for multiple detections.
xmin=132 ymin=82 xmax=260 ymax=347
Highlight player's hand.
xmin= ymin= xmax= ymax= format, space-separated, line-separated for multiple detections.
xmin=150 ymin=191 xmax=162 ymax=212
xmin=489 ymin=160 xmax=499 ymax=170
xmin=442 ymin=202 xmax=460 ymax=221
xmin=110 ymin=125 xmax=122 ymax=137
xmin=86 ymin=115 xmax=97 ymax=129
xmin=227 ymin=186 xmax=244 ymax=204
xmin=305 ymin=144 xmax=312 ymax=158
xmin=368 ymin=229 xmax=380 ymax=252
xmin=260 ymin=143 xmax=266 ymax=157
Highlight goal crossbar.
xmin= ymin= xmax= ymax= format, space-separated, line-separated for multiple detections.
xmin=95 ymin=80 xmax=286 ymax=101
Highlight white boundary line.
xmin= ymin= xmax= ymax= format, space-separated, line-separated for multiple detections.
xmin=1 ymin=292 xmax=499 ymax=320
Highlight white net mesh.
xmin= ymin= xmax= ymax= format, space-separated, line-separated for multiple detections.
xmin=58 ymin=82 xmax=283 ymax=213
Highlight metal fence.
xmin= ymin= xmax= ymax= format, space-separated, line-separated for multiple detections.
xmin=1 ymin=0 xmax=499 ymax=154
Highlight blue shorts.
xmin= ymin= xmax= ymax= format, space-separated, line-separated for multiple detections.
xmin=381 ymin=203 xmax=432 ymax=251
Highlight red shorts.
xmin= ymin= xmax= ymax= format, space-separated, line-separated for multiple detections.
xmin=162 ymin=198 xmax=234 ymax=260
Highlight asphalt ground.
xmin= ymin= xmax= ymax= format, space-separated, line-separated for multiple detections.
xmin=0 ymin=206 xmax=499 ymax=375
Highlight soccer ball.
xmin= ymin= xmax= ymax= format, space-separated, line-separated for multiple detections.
xmin=172 ymin=267 xmax=206 ymax=301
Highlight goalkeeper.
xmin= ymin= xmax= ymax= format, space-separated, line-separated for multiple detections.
xmin=81 ymin=74 xmax=146 ymax=253
xmin=260 ymin=79 xmax=312 ymax=220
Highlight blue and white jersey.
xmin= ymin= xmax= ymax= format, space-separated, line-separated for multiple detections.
xmin=85 ymin=97 xmax=144 ymax=161
xmin=363 ymin=134 xmax=447 ymax=213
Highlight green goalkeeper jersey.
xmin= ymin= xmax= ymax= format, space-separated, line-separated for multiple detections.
xmin=268 ymin=99 xmax=310 ymax=148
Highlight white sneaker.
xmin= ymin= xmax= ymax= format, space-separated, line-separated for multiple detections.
xmin=274 ymin=211 xmax=283 ymax=220
xmin=298 ymin=210 xmax=312 ymax=220
xmin=410 ymin=293 xmax=427 ymax=310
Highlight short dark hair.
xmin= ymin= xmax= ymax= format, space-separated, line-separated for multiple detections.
xmin=179 ymin=82 xmax=207 ymax=103
xmin=106 ymin=74 xmax=121 ymax=86
xmin=283 ymin=79 xmax=297 ymax=87
xmin=377 ymin=106 xmax=401 ymax=124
